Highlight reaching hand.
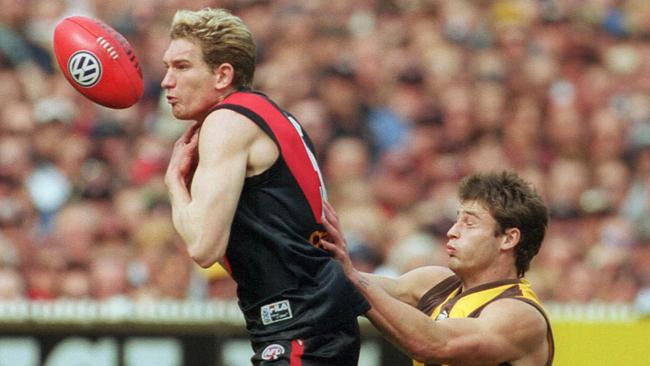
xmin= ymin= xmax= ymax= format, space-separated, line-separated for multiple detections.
xmin=320 ymin=201 xmax=356 ymax=277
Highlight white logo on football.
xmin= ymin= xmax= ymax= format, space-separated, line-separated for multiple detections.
xmin=261 ymin=344 xmax=285 ymax=360
xmin=67 ymin=51 xmax=102 ymax=87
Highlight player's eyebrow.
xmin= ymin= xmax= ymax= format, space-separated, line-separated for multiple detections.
xmin=457 ymin=209 xmax=482 ymax=220
xmin=163 ymin=58 xmax=191 ymax=66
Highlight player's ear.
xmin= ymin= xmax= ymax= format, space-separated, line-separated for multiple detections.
xmin=500 ymin=227 xmax=520 ymax=251
xmin=214 ymin=63 xmax=235 ymax=89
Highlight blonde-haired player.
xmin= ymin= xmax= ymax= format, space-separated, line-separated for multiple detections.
xmin=163 ymin=8 xmax=369 ymax=366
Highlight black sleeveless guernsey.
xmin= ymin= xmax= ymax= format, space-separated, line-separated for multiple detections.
xmin=210 ymin=90 xmax=370 ymax=341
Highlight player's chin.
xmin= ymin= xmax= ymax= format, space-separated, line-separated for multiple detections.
xmin=170 ymin=105 xmax=192 ymax=120
xmin=447 ymin=257 xmax=461 ymax=271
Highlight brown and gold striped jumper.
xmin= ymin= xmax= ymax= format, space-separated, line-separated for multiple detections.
xmin=413 ymin=276 xmax=554 ymax=366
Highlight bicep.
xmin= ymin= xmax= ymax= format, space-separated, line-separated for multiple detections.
xmin=392 ymin=266 xmax=454 ymax=306
xmin=190 ymin=146 xmax=247 ymax=217
xmin=190 ymin=112 xmax=257 ymax=232
xmin=425 ymin=299 xmax=547 ymax=364
xmin=364 ymin=273 xmax=401 ymax=299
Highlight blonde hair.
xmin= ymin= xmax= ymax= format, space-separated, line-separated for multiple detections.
xmin=170 ymin=8 xmax=256 ymax=88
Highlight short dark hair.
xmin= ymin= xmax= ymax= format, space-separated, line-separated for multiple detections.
xmin=458 ymin=171 xmax=548 ymax=277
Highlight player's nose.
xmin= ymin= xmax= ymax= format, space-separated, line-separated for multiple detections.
xmin=161 ymin=70 xmax=175 ymax=89
xmin=446 ymin=222 xmax=460 ymax=239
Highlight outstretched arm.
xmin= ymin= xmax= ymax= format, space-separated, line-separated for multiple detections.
xmin=321 ymin=202 xmax=451 ymax=358
xmin=321 ymin=202 xmax=548 ymax=365
xmin=321 ymin=201 xmax=452 ymax=305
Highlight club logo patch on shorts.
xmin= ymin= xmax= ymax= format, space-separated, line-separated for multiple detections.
xmin=261 ymin=300 xmax=293 ymax=325
xmin=261 ymin=344 xmax=285 ymax=360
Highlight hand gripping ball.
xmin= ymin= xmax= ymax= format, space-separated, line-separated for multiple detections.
xmin=53 ymin=16 xmax=144 ymax=109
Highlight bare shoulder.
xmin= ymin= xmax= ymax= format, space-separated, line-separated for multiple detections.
xmin=201 ymin=108 xmax=262 ymax=140
xmin=200 ymin=108 xmax=278 ymax=175
xmin=482 ymin=297 xmax=547 ymax=332
xmin=395 ymin=266 xmax=455 ymax=305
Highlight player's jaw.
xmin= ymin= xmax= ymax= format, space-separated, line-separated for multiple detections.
xmin=166 ymin=96 xmax=189 ymax=119
xmin=170 ymin=98 xmax=217 ymax=123
xmin=445 ymin=244 xmax=462 ymax=271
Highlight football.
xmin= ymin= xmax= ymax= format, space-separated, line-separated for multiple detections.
xmin=53 ymin=16 xmax=143 ymax=109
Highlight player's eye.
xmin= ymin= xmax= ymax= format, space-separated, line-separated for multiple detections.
xmin=461 ymin=216 xmax=475 ymax=227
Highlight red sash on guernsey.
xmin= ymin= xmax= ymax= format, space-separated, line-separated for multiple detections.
xmin=218 ymin=92 xmax=323 ymax=223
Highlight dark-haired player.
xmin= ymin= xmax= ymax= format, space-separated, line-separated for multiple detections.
xmin=323 ymin=171 xmax=554 ymax=366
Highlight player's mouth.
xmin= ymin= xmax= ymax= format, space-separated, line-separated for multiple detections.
xmin=166 ymin=96 xmax=179 ymax=105
xmin=445 ymin=243 xmax=456 ymax=256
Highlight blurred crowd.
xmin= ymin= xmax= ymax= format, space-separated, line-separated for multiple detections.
xmin=2 ymin=0 xmax=650 ymax=309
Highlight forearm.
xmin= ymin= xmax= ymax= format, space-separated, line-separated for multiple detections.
xmin=360 ymin=272 xmax=408 ymax=303
xmin=350 ymin=271 xmax=450 ymax=362
xmin=173 ymin=206 xmax=229 ymax=267
xmin=321 ymin=201 xmax=466 ymax=363
xmin=167 ymin=176 xmax=195 ymax=243
xmin=363 ymin=273 xmax=398 ymax=293
xmin=170 ymin=198 xmax=198 ymax=249
xmin=168 ymin=181 xmax=227 ymax=268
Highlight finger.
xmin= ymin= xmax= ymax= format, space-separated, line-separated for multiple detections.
xmin=188 ymin=122 xmax=201 ymax=139
xmin=174 ymin=134 xmax=186 ymax=148
xmin=323 ymin=202 xmax=339 ymax=227
xmin=181 ymin=122 xmax=200 ymax=143
xmin=188 ymin=130 xmax=200 ymax=147
xmin=320 ymin=234 xmax=340 ymax=249
xmin=179 ymin=126 xmax=193 ymax=142
xmin=322 ymin=216 xmax=342 ymax=242
xmin=190 ymin=121 xmax=201 ymax=133
xmin=321 ymin=239 xmax=353 ymax=271
xmin=320 ymin=239 xmax=342 ymax=257
xmin=323 ymin=201 xmax=338 ymax=221
xmin=320 ymin=238 xmax=334 ymax=251
xmin=324 ymin=200 xmax=332 ymax=213
xmin=327 ymin=201 xmax=339 ymax=221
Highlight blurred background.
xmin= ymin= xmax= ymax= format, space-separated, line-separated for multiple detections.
xmin=1 ymin=0 xmax=650 ymax=365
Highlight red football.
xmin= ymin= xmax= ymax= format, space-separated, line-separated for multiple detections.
xmin=53 ymin=16 xmax=143 ymax=109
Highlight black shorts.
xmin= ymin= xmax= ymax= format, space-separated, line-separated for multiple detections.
xmin=250 ymin=321 xmax=361 ymax=366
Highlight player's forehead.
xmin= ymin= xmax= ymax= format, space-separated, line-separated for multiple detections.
xmin=457 ymin=200 xmax=491 ymax=219
xmin=162 ymin=38 xmax=202 ymax=64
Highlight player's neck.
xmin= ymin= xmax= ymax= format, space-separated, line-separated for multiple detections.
xmin=216 ymin=86 xmax=238 ymax=104
xmin=195 ymin=88 xmax=240 ymax=123
xmin=459 ymin=265 xmax=518 ymax=292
